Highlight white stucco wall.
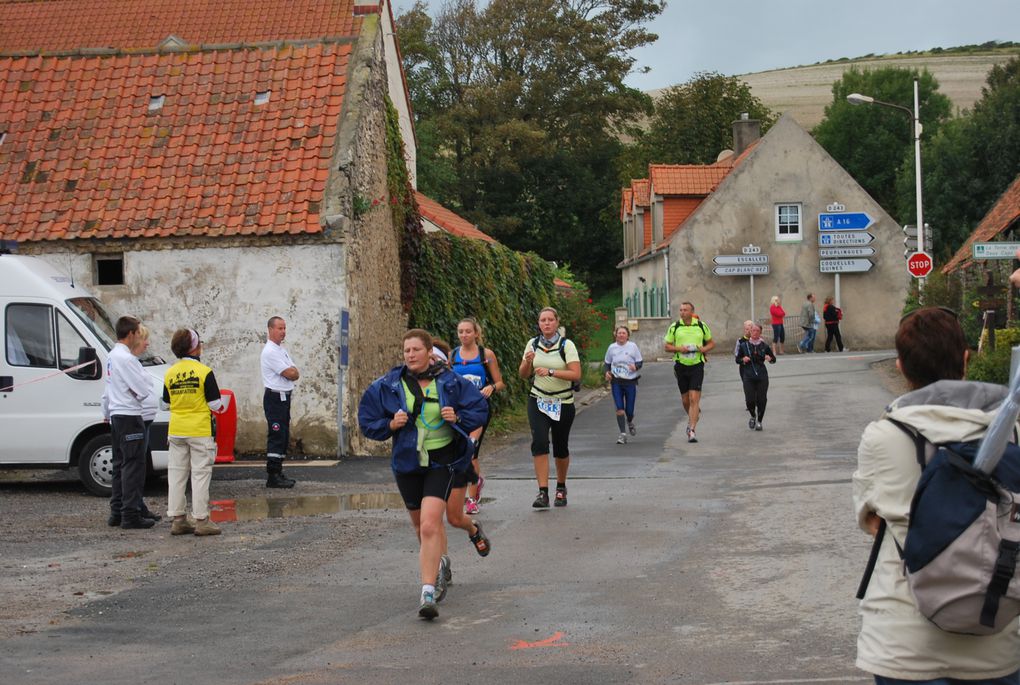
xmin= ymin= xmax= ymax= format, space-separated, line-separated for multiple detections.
xmin=36 ymin=243 xmax=346 ymax=455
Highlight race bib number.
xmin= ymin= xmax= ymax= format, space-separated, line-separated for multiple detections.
xmin=611 ymin=363 xmax=630 ymax=377
xmin=536 ymin=396 xmax=562 ymax=422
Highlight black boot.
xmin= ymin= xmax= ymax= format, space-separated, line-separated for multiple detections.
xmin=266 ymin=459 xmax=295 ymax=489
xmin=120 ymin=512 xmax=156 ymax=529
xmin=107 ymin=512 xmax=121 ymax=527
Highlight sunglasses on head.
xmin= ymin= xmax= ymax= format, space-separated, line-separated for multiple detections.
xmin=899 ymin=306 xmax=959 ymax=324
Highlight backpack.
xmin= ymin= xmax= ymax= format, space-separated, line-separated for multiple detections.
xmin=857 ymin=418 xmax=1020 ymax=635
xmin=452 ymin=345 xmax=491 ymax=386
xmin=530 ymin=336 xmax=581 ymax=393
xmin=836 ymin=307 xmax=843 ymax=321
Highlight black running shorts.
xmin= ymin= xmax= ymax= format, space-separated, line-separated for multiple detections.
xmin=673 ymin=361 xmax=705 ymax=394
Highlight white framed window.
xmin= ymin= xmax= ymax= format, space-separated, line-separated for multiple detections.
xmin=775 ymin=203 xmax=802 ymax=242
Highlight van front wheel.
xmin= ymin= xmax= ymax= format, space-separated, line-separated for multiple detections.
xmin=78 ymin=434 xmax=114 ymax=497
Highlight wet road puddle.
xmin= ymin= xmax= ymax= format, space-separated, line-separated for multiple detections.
xmin=209 ymin=493 xmax=406 ymax=522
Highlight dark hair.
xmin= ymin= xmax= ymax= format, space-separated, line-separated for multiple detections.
xmin=403 ymin=328 xmax=433 ymax=349
xmin=115 ymin=315 xmax=140 ymax=340
xmin=170 ymin=329 xmax=196 ymax=358
xmin=896 ymin=307 xmax=966 ymax=389
xmin=267 ymin=316 xmax=284 ymax=329
xmin=681 ymin=301 xmax=695 ymax=311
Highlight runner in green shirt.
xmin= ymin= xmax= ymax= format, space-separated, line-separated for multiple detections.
xmin=663 ymin=301 xmax=716 ymax=443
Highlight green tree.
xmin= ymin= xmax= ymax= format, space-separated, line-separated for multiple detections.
xmin=634 ymin=72 xmax=777 ymax=171
xmin=813 ymin=67 xmax=951 ymax=219
xmin=910 ymin=57 xmax=1020 ymax=257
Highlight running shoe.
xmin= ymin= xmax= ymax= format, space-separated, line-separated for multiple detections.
xmin=465 ymin=497 xmax=480 ymax=515
xmin=532 ymin=491 xmax=550 ymax=508
xmin=628 ymin=421 xmax=636 ymax=436
xmin=441 ymin=554 xmax=452 ymax=584
xmin=616 ymin=432 xmax=627 ymax=444
xmin=470 ymin=520 xmax=491 ymax=557
xmin=435 ymin=556 xmax=450 ymax=602
xmin=748 ymin=416 xmax=756 ymax=430
xmin=687 ymin=427 xmax=698 ymax=443
xmin=418 ymin=590 xmax=438 ymax=620
xmin=554 ymin=488 xmax=567 ymax=507
xmin=755 ymin=420 xmax=763 ymax=432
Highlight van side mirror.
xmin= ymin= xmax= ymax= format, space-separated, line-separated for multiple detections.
xmin=70 ymin=347 xmax=102 ymax=381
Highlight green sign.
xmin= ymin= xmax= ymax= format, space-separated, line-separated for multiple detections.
xmin=972 ymin=242 xmax=1020 ymax=260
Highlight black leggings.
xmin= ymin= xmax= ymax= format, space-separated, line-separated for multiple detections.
xmin=527 ymin=397 xmax=576 ymax=458
xmin=741 ymin=375 xmax=769 ymax=421
xmin=824 ymin=323 xmax=844 ymax=352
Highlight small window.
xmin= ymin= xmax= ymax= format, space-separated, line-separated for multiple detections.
xmin=6 ymin=304 xmax=55 ymax=368
xmin=775 ymin=203 xmax=802 ymax=242
xmin=148 ymin=95 xmax=165 ymax=111
xmin=94 ymin=253 xmax=124 ymax=286
xmin=56 ymin=312 xmax=89 ymax=370
xmin=254 ymin=91 xmax=271 ymax=106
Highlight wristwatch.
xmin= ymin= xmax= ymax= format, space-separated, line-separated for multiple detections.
xmin=549 ymin=369 xmax=555 ymax=377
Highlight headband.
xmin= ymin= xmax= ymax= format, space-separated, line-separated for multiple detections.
xmin=189 ymin=329 xmax=200 ymax=352
xmin=431 ymin=346 xmax=448 ymax=362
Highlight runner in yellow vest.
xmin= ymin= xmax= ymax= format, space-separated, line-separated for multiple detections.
xmin=663 ymin=301 xmax=716 ymax=443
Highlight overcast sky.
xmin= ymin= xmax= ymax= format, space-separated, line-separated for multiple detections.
xmin=392 ymin=0 xmax=1020 ymax=91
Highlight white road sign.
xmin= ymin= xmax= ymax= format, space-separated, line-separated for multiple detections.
xmin=713 ymin=265 xmax=769 ymax=276
xmin=818 ymin=232 xmax=875 ymax=247
xmin=972 ymin=242 xmax=1020 ymax=260
xmin=713 ymin=255 xmax=769 ymax=265
xmin=819 ymin=259 xmax=873 ymax=274
xmin=818 ymin=246 xmax=876 ymax=258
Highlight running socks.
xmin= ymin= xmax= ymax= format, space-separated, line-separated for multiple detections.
xmin=616 ymin=414 xmax=627 ymax=432
xmin=422 ymin=584 xmax=435 ymax=595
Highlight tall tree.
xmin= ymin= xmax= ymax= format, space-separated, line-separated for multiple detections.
xmin=634 ymin=72 xmax=777 ymax=173
xmin=396 ymin=0 xmax=664 ymax=292
xmin=813 ymin=67 xmax=951 ymax=220
xmin=908 ymin=57 xmax=1020 ymax=256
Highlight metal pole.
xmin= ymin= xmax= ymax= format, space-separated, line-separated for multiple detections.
xmin=750 ymin=274 xmax=755 ymax=323
xmin=835 ymin=273 xmax=841 ymax=309
xmin=914 ymin=79 xmax=926 ymax=295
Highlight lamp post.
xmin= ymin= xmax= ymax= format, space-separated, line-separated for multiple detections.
xmin=847 ymin=79 xmax=927 ymax=292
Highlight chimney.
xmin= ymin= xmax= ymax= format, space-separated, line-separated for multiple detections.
xmin=732 ymin=113 xmax=761 ymax=157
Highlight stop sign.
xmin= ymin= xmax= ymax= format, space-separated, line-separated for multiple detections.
xmin=907 ymin=251 xmax=934 ymax=278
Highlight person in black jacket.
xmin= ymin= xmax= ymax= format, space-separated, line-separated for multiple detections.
xmin=734 ymin=323 xmax=776 ymax=431
xmin=823 ymin=296 xmax=845 ymax=352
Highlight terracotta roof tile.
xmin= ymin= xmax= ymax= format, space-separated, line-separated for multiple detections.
xmin=649 ymin=164 xmax=731 ymax=197
xmin=0 ymin=0 xmax=364 ymax=53
xmin=942 ymin=174 xmax=1020 ymax=273
xmin=631 ymin=178 xmax=650 ymax=207
xmin=0 ymin=42 xmax=352 ymax=242
xmin=415 ymin=192 xmax=497 ymax=244
xmin=620 ymin=187 xmax=633 ymax=219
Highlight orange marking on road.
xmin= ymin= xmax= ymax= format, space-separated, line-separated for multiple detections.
xmin=510 ymin=631 xmax=569 ymax=650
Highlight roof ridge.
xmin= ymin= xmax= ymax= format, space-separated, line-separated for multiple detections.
xmin=0 ymin=35 xmax=358 ymax=59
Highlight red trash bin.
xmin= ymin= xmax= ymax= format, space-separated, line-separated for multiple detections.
xmin=214 ymin=389 xmax=237 ymax=463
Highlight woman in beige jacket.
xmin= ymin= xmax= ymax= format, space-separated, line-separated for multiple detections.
xmin=853 ymin=307 xmax=1020 ymax=683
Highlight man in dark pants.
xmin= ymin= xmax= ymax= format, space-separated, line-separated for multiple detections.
xmin=261 ymin=316 xmax=299 ymax=488
xmin=101 ymin=316 xmax=158 ymax=529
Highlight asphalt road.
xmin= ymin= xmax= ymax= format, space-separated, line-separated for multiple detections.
xmin=0 ymin=350 xmax=897 ymax=685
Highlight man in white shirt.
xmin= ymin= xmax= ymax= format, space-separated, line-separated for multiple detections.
xmin=261 ymin=316 xmax=299 ymax=488
xmin=101 ymin=316 xmax=157 ymax=529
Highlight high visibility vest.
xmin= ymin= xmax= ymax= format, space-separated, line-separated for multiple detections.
xmin=165 ymin=358 xmax=214 ymax=437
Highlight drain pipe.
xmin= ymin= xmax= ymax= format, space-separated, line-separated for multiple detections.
xmin=663 ymin=249 xmax=672 ymax=317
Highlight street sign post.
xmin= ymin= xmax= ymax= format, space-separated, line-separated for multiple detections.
xmin=818 ymin=246 xmax=876 ymax=259
xmin=907 ymin=251 xmax=934 ymax=278
xmin=972 ymin=242 xmax=1020 ymax=260
xmin=820 ymin=259 xmax=874 ymax=274
xmin=818 ymin=211 xmax=875 ymax=231
xmin=818 ymin=232 xmax=875 ymax=247
xmin=713 ymin=244 xmax=768 ymax=320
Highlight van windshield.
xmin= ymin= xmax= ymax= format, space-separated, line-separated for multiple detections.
xmin=66 ymin=297 xmax=163 ymax=366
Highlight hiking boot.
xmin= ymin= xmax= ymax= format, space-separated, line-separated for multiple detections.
xmin=616 ymin=432 xmax=627 ymax=444
xmin=193 ymin=518 xmax=221 ymax=536
xmin=170 ymin=517 xmax=196 ymax=535
xmin=748 ymin=416 xmax=756 ymax=430
xmin=120 ymin=513 xmax=156 ymax=530
xmin=554 ymin=488 xmax=567 ymax=507
xmin=266 ymin=471 xmax=296 ymax=489
xmin=628 ymin=421 xmax=636 ymax=436
xmin=107 ymin=512 xmax=121 ymax=527
xmin=418 ymin=590 xmax=438 ymax=620
xmin=687 ymin=427 xmax=698 ymax=443
xmin=465 ymin=497 xmax=480 ymax=515
xmin=532 ymin=491 xmax=550 ymax=508
xmin=435 ymin=556 xmax=450 ymax=603
xmin=139 ymin=506 xmax=162 ymax=522
xmin=755 ymin=420 xmax=763 ymax=432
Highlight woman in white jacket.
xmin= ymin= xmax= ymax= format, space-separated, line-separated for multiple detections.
xmin=853 ymin=307 xmax=1020 ymax=683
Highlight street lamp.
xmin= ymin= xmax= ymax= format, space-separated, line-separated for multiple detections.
xmin=847 ymin=80 xmax=927 ymax=290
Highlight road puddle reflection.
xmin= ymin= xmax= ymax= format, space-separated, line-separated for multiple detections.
xmin=209 ymin=492 xmax=406 ymax=523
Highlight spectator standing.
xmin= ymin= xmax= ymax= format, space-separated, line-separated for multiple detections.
xmin=769 ymin=295 xmax=786 ymax=356
xmin=823 ymin=296 xmax=845 ymax=352
xmin=261 ymin=316 xmax=298 ymax=488
xmin=798 ymin=293 xmax=817 ymax=353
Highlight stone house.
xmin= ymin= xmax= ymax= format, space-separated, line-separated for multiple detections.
xmin=618 ymin=114 xmax=909 ymax=354
xmin=0 ymin=0 xmax=417 ymax=456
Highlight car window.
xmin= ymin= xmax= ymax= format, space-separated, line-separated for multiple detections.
xmin=6 ymin=304 xmax=55 ymax=368
xmin=56 ymin=311 xmax=90 ymax=370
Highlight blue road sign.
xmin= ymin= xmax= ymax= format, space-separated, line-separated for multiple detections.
xmin=818 ymin=212 xmax=875 ymax=231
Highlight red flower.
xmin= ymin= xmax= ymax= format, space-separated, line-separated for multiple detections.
xmin=587 ymin=298 xmax=592 ymax=304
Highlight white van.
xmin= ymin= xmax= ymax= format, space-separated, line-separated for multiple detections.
xmin=0 ymin=252 xmax=170 ymax=495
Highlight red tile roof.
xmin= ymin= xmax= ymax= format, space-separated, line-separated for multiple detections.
xmin=415 ymin=192 xmax=497 ymax=243
xmin=0 ymin=0 xmax=364 ymax=53
xmin=631 ymin=178 xmax=650 ymax=207
xmin=942 ymin=174 xmax=1020 ymax=273
xmin=0 ymin=42 xmax=352 ymax=242
xmin=620 ymin=188 xmax=633 ymax=219
xmin=649 ymin=164 xmax=731 ymax=197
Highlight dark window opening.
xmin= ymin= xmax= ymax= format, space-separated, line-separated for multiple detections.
xmin=94 ymin=254 xmax=124 ymax=286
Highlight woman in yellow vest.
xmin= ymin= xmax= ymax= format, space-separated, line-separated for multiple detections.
xmin=161 ymin=329 xmax=227 ymax=536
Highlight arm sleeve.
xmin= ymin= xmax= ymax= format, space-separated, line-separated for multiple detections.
xmin=160 ymin=383 xmax=170 ymax=412
xmin=453 ymin=378 xmax=488 ymax=433
xmin=101 ymin=384 xmax=110 ymax=420
xmin=632 ymin=343 xmax=642 ymax=363
xmin=357 ymin=380 xmax=394 ymax=441
xmin=125 ymin=359 xmax=152 ymax=402
xmin=264 ymin=349 xmax=295 ymax=376
xmin=853 ymin=420 xmax=916 ymax=533
xmin=563 ymin=340 xmax=581 ymax=364
xmin=204 ymin=371 xmax=221 ymax=402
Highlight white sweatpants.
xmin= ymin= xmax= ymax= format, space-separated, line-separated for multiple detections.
xmin=167 ymin=436 xmax=216 ymax=519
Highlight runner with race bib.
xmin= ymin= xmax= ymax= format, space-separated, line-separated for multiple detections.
xmin=604 ymin=325 xmax=643 ymax=445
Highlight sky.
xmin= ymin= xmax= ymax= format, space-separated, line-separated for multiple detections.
xmin=391 ymin=0 xmax=1020 ymax=91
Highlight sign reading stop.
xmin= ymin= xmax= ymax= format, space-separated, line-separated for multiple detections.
xmin=907 ymin=251 xmax=934 ymax=278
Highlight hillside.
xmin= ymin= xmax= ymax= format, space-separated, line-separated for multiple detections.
xmin=648 ymin=50 xmax=1020 ymax=130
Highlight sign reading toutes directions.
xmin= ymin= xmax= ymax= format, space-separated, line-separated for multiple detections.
xmin=820 ymin=259 xmax=874 ymax=274
xmin=818 ymin=232 xmax=875 ymax=247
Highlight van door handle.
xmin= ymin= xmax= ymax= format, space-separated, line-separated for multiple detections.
xmin=0 ymin=376 xmax=12 ymax=392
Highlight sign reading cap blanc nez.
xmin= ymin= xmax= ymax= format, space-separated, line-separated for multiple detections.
xmin=713 ymin=244 xmax=769 ymax=276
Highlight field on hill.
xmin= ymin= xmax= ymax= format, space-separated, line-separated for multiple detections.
xmin=648 ymin=50 xmax=1020 ymax=130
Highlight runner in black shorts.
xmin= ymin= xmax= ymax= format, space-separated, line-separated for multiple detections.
xmin=663 ymin=302 xmax=715 ymax=443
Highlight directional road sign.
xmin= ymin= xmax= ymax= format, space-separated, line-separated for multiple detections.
xmin=907 ymin=251 xmax=934 ymax=278
xmin=972 ymin=242 xmax=1020 ymax=260
xmin=818 ymin=232 xmax=875 ymax=247
xmin=713 ymin=265 xmax=769 ymax=276
xmin=818 ymin=211 xmax=875 ymax=232
xmin=713 ymin=255 xmax=768 ymax=265
xmin=819 ymin=246 xmax=876 ymax=259
xmin=819 ymin=259 xmax=873 ymax=274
